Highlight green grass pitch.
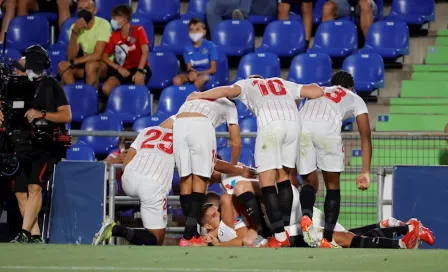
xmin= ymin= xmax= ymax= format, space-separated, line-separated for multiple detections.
xmin=0 ymin=244 xmax=447 ymax=272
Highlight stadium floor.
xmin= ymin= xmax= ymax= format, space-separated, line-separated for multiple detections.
xmin=0 ymin=245 xmax=447 ymax=272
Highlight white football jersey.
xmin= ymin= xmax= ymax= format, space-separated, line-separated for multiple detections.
xmin=217 ymin=216 xmax=248 ymax=243
xmin=300 ymin=86 xmax=368 ymax=130
xmin=126 ymin=126 xmax=175 ymax=193
xmin=177 ymin=97 xmax=238 ymax=128
xmin=233 ymin=77 xmax=303 ymax=129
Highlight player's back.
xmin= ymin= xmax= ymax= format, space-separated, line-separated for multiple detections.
xmin=177 ymin=97 xmax=237 ymax=128
xmin=126 ymin=126 xmax=175 ymax=192
xmin=234 ymin=77 xmax=302 ymax=129
xmin=300 ymin=86 xmax=367 ymax=125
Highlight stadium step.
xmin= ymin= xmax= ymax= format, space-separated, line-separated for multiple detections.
xmin=411 ymin=72 xmax=448 ymax=81
xmin=371 ymin=139 xmax=447 ymax=149
xmin=390 ymin=105 xmax=448 ymax=114
xmin=390 ymin=98 xmax=448 ymax=105
xmin=413 ymin=64 xmax=448 ymax=72
xmin=376 ymin=114 xmax=448 ymax=132
xmin=400 ymin=81 xmax=448 ymax=98
xmin=437 ymin=37 xmax=448 ymax=46
xmin=425 ymin=47 xmax=448 ymax=64
xmin=438 ymin=29 xmax=448 ymax=36
xmin=350 ymin=148 xmax=442 ymax=166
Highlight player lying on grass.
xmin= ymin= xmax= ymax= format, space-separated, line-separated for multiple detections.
xmin=92 ymin=116 xmax=254 ymax=246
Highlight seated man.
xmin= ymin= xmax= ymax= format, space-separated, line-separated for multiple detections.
xmin=173 ymin=18 xmax=217 ymax=91
xmin=322 ymin=0 xmax=378 ymax=38
xmin=206 ymin=0 xmax=249 ymax=34
xmin=58 ymin=0 xmax=111 ymax=88
xmin=102 ymin=4 xmax=151 ymax=96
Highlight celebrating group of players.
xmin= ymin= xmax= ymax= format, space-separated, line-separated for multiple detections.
xmin=92 ymin=71 xmax=435 ymax=249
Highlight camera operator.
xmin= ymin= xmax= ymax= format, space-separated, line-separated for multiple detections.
xmin=0 ymin=45 xmax=72 ymax=243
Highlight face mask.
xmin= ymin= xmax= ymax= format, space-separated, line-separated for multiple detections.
xmin=26 ymin=70 xmax=41 ymax=82
xmin=189 ymin=32 xmax=203 ymax=43
xmin=110 ymin=19 xmax=121 ymax=31
xmin=78 ymin=9 xmax=93 ymax=23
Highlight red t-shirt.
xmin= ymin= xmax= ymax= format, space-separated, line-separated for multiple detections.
xmin=105 ymin=25 xmax=150 ymax=69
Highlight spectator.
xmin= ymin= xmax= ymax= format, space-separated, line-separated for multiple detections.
xmin=278 ymin=0 xmax=313 ymax=48
xmin=250 ymin=0 xmax=277 ymax=19
xmin=322 ymin=0 xmax=378 ymax=38
xmin=105 ymin=137 xmax=130 ymax=165
xmin=206 ymin=0 xmax=249 ymax=34
xmin=58 ymin=0 xmax=111 ymax=89
xmin=173 ymin=18 xmax=217 ymax=91
xmin=101 ymin=4 xmax=151 ymax=97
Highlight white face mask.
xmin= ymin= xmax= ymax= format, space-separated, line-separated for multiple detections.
xmin=26 ymin=70 xmax=41 ymax=82
xmin=189 ymin=32 xmax=203 ymax=43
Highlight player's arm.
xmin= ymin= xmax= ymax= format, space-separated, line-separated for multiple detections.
xmin=187 ymin=85 xmax=242 ymax=101
xmin=228 ymin=124 xmax=241 ymax=165
xmin=299 ymin=84 xmax=325 ymax=99
xmin=74 ymin=41 xmax=108 ymax=65
xmin=214 ymin=160 xmax=256 ymax=178
xmin=122 ymin=148 xmax=136 ymax=171
xmin=196 ymin=61 xmax=217 ymax=75
xmin=209 ymin=170 xmax=222 ymax=184
xmin=212 ymin=227 xmax=248 ymax=247
xmin=356 ymin=113 xmax=372 ymax=190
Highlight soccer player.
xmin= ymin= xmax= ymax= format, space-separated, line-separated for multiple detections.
xmin=174 ymin=97 xmax=242 ymax=246
xmin=187 ymin=76 xmax=324 ymax=247
xmin=298 ymin=71 xmax=372 ymax=248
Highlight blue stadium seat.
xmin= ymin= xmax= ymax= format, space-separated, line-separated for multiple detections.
xmin=235 ymin=100 xmax=252 ymax=119
xmin=308 ymin=20 xmax=357 ymax=58
xmin=131 ymin=17 xmax=155 ymax=51
xmin=96 ymin=0 xmax=131 ymax=20
xmin=257 ymin=20 xmax=306 ymax=57
xmin=387 ymin=0 xmax=435 ymax=25
xmin=235 ymin=53 xmax=280 ymax=80
xmin=218 ymin=146 xmax=255 ymax=167
xmin=34 ymin=12 xmax=57 ymax=23
xmin=359 ymin=21 xmax=409 ymax=59
xmin=156 ymin=19 xmax=190 ymax=55
xmin=342 ymin=53 xmax=384 ymax=92
xmin=182 ymin=0 xmax=207 ymax=20
xmin=216 ymin=124 xmax=228 ymax=149
xmin=212 ymin=20 xmax=254 ymax=56
xmin=287 ymin=53 xmax=332 ymax=86
xmin=135 ymin=0 xmax=180 ymax=23
xmin=239 ymin=116 xmax=257 ymax=151
xmin=105 ymin=85 xmax=152 ymax=123
xmin=312 ymin=0 xmax=327 ymax=24
xmin=48 ymin=49 xmax=66 ymax=77
xmin=133 ymin=114 xmax=169 ymax=132
xmin=203 ymin=48 xmax=229 ymax=89
xmin=53 ymin=17 xmax=78 ymax=50
xmin=66 ymin=145 xmax=96 ymax=161
xmin=6 ymin=15 xmax=50 ymax=52
xmin=63 ymin=84 xmax=98 ymax=122
xmin=78 ymin=115 xmax=124 ymax=155
xmin=248 ymin=15 xmax=276 ymax=25
xmin=0 ymin=48 xmax=22 ymax=65
xmin=156 ymin=85 xmax=196 ymax=115
xmin=337 ymin=0 xmax=384 ymax=22
xmin=147 ymin=52 xmax=179 ymax=89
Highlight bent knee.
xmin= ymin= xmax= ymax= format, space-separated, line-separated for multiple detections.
xmin=358 ymin=0 xmax=372 ymax=12
xmin=58 ymin=61 xmax=70 ymax=72
xmin=220 ymin=193 xmax=233 ymax=206
xmin=234 ymin=181 xmax=252 ymax=195
xmin=28 ymin=184 xmax=42 ymax=194
xmin=85 ymin=61 xmax=100 ymax=73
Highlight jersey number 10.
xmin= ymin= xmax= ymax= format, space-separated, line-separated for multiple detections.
xmin=325 ymin=87 xmax=347 ymax=103
xmin=141 ymin=128 xmax=173 ymax=155
xmin=252 ymin=79 xmax=287 ymax=96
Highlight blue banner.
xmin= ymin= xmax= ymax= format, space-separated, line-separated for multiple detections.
xmin=48 ymin=161 xmax=106 ymax=244
xmin=393 ymin=166 xmax=448 ymax=249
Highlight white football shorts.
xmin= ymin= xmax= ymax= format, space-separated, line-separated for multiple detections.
xmin=297 ymin=120 xmax=344 ymax=175
xmin=173 ymin=117 xmax=217 ymax=178
xmin=122 ymin=169 xmax=169 ymax=230
xmin=254 ymin=120 xmax=301 ymax=173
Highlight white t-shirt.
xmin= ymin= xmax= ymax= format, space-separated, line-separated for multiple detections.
xmin=126 ymin=125 xmax=175 ymax=193
xmin=177 ymin=97 xmax=239 ymax=128
xmin=217 ymin=216 xmax=248 ymax=243
xmin=300 ymin=86 xmax=368 ymax=130
xmin=233 ymin=77 xmax=303 ymax=129
xmin=220 ymin=174 xmax=259 ymax=195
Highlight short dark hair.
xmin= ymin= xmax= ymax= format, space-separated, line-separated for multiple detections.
xmin=331 ymin=71 xmax=354 ymax=89
xmin=199 ymin=203 xmax=214 ymax=226
xmin=188 ymin=18 xmax=205 ymax=28
xmin=247 ymin=75 xmax=264 ymax=79
xmin=111 ymin=4 xmax=133 ymax=21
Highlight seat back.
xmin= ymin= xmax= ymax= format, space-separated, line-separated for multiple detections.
xmin=105 ymin=85 xmax=151 ymax=122
xmin=236 ymin=52 xmax=280 ymax=80
xmin=147 ymin=52 xmax=179 ymax=89
xmin=55 ymin=17 xmax=78 ymax=47
xmin=389 ymin=0 xmax=435 ymax=22
xmin=259 ymin=20 xmax=305 ymax=56
xmin=135 ymin=0 xmax=180 ymax=23
xmin=133 ymin=114 xmax=169 ymax=132
xmin=342 ymin=53 xmax=384 ymax=89
xmin=239 ymin=116 xmax=257 ymax=150
xmin=131 ymin=17 xmax=155 ymax=51
xmin=48 ymin=49 xmax=67 ymax=77
xmin=63 ymin=84 xmax=98 ymax=122
xmin=66 ymin=145 xmax=96 ymax=161
xmin=313 ymin=20 xmax=357 ymax=50
xmin=156 ymin=85 xmax=196 ymax=115
xmin=159 ymin=19 xmax=190 ymax=55
xmin=78 ymin=115 xmax=124 ymax=155
xmin=218 ymin=146 xmax=255 ymax=167
xmin=184 ymin=0 xmax=208 ymax=20
xmin=0 ymin=48 xmax=22 ymax=65
xmin=212 ymin=20 xmax=254 ymax=56
xmin=365 ymin=21 xmax=409 ymax=53
xmin=7 ymin=15 xmax=50 ymax=51
xmin=95 ymin=0 xmax=131 ymax=20
xmin=288 ymin=53 xmax=332 ymax=86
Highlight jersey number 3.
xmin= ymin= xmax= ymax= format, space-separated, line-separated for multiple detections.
xmin=141 ymin=129 xmax=173 ymax=155
xmin=252 ymin=79 xmax=287 ymax=96
xmin=325 ymin=87 xmax=347 ymax=103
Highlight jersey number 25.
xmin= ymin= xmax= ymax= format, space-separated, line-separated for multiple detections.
xmin=252 ymin=79 xmax=287 ymax=96
xmin=140 ymin=128 xmax=173 ymax=155
xmin=325 ymin=87 xmax=347 ymax=103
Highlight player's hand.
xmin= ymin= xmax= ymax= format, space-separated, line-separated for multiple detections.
xmin=132 ymin=71 xmax=146 ymax=84
xmin=24 ymin=108 xmax=43 ymax=123
xmin=0 ymin=110 xmax=3 ymax=125
xmin=73 ymin=18 xmax=87 ymax=32
xmin=119 ymin=149 xmax=128 ymax=162
xmin=356 ymin=172 xmax=370 ymax=191
xmin=239 ymin=165 xmax=257 ymax=179
xmin=187 ymin=71 xmax=198 ymax=82
xmin=118 ymin=67 xmax=130 ymax=78
xmin=186 ymin=91 xmax=202 ymax=101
